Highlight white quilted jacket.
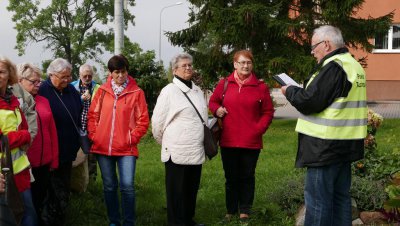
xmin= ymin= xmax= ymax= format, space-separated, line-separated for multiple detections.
xmin=151 ymin=78 xmax=207 ymax=165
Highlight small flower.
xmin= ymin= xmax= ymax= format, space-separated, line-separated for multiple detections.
xmin=364 ymin=133 xmax=376 ymax=149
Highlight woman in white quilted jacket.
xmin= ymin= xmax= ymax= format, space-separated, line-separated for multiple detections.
xmin=152 ymin=53 xmax=207 ymax=226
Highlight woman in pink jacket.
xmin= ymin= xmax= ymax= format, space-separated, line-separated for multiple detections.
xmin=209 ymin=50 xmax=274 ymax=222
xmin=18 ymin=63 xmax=59 ymax=225
xmin=87 ymin=54 xmax=149 ymax=226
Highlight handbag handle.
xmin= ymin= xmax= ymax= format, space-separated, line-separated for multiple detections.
xmin=52 ymin=89 xmax=80 ymax=134
xmin=221 ymin=78 xmax=228 ymax=107
xmin=97 ymin=90 xmax=106 ymax=123
xmin=181 ymin=91 xmax=206 ymax=125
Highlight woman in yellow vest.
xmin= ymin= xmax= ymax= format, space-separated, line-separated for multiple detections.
xmin=0 ymin=56 xmax=36 ymax=225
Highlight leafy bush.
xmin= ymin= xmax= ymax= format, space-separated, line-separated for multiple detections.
xmin=350 ymin=175 xmax=388 ymax=210
xmin=269 ymin=174 xmax=305 ymax=216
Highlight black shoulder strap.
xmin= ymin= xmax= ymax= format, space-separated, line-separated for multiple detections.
xmin=181 ymin=91 xmax=206 ymax=125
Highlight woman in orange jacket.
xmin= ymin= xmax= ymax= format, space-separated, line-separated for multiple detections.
xmin=87 ymin=54 xmax=149 ymax=226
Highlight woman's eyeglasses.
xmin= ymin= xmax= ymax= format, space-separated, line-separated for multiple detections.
xmin=236 ymin=61 xmax=252 ymax=66
xmin=24 ymin=78 xmax=41 ymax=85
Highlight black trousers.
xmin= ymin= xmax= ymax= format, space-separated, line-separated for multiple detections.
xmin=43 ymin=162 xmax=72 ymax=226
xmin=165 ymin=159 xmax=202 ymax=226
xmin=221 ymin=147 xmax=260 ymax=215
xmin=31 ymin=165 xmax=51 ymax=225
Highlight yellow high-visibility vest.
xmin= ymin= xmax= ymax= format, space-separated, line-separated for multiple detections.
xmin=295 ymin=52 xmax=367 ymax=140
xmin=0 ymin=107 xmax=30 ymax=174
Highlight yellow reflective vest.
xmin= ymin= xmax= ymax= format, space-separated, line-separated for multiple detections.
xmin=0 ymin=107 xmax=30 ymax=174
xmin=295 ymin=52 xmax=367 ymax=140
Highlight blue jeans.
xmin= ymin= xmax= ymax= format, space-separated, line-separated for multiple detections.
xmin=21 ymin=188 xmax=38 ymax=226
xmin=97 ymin=155 xmax=137 ymax=226
xmin=304 ymin=162 xmax=352 ymax=226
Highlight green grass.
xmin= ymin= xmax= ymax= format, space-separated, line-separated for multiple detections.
xmin=374 ymin=118 xmax=400 ymax=154
xmin=65 ymin=118 xmax=400 ymax=226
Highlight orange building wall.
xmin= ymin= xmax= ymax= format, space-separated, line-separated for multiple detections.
xmin=351 ymin=0 xmax=400 ymax=100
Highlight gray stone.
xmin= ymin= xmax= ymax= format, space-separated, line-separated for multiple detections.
xmin=295 ymin=204 xmax=306 ymax=226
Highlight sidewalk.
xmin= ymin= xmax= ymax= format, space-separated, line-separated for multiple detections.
xmin=272 ymin=89 xmax=400 ymax=119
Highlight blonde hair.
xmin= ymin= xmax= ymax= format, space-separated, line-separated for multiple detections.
xmin=16 ymin=63 xmax=42 ymax=79
xmin=0 ymin=56 xmax=18 ymax=85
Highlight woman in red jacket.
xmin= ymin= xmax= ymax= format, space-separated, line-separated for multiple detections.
xmin=209 ymin=50 xmax=274 ymax=222
xmin=87 ymin=54 xmax=149 ymax=226
xmin=18 ymin=62 xmax=59 ymax=224
xmin=0 ymin=56 xmax=34 ymax=225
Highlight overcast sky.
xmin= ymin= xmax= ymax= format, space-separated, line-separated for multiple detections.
xmin=0 ymin=0 xmax=191 ymax=73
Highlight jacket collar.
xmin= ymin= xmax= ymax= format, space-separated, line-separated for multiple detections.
xmin=173 ymin=77 xmax=194 ymax=93
xmin=227 ymin=71 xmax=260 ymax=86
xmin=0 ymin=94 xmax=19 ymax=110
xmin=44 ymin=78 xmax=71 ymax=94
xmin=102 ymin=75 xmax=139 ymax=95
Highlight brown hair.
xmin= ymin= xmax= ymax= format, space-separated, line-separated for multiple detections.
xmin=107 ymin=54 xmax=129 ymax=72
xmin=0 ymin=56 xmax=18 ymax=85
xmin=233 ymin=50 xmax=254 ymax=63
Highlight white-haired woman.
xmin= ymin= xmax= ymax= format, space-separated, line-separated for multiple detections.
xmin=152 ymin=53 xmax=206 ymax=226
xmin=18 ymin=63 xmax=59 ymax=225
xmin=38 ymin=58 xmax=82 ymax=225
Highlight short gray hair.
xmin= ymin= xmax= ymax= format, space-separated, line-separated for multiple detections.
xmin=79 ymin=64 xmax=93 ymax=75
xmin=46 ymin=58 xmax=72 ymax=76
xmin=313 ymin=25 xmax=345 ymax=48
xmin=16 ymin=63 xmax=42 ymax=79
xmin=170 ymin=53 xmax=193 ymax=69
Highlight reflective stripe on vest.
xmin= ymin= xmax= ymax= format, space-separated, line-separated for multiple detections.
xmin=0 ymin=108 xmax=31 ymax=174
xmin=295 ymin=52 xmax=367 ymax=140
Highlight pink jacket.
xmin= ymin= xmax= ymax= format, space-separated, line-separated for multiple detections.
xmin=209 ymin=72 xmax=274 ymax=149
xmin=27 ymin=95 xmax=59 ymax=169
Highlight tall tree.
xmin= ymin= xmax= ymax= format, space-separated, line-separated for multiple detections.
xmin=168 ymin=0 xmax=393 ymax=87
xmin=7 ymin=0 xmax=136 ymax=78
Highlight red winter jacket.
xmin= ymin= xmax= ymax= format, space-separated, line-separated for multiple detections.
xmin=87 ymin=76 xmax=149 ymax=157
xmin=27 ymin=95 xmax=59 ymax=169
xmin=0 ymin=94 xmax=31 ymax=192
xmin=209 ymin=72 xmax=274 ymax=149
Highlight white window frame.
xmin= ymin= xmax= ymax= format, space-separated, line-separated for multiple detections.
xmin=373 ymin=24 xmax=400 ymax=53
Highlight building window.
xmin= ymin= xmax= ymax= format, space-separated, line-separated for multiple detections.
xmin=374 ymin=25 xmax=400 ymax=53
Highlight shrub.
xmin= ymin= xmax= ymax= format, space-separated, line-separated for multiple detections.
xmin=351 ymin=175 xmax=388 ymax=210
xmin=270 ymin=174 xmax=305 ymax=216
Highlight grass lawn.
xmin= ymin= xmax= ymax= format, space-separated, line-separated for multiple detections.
xmin=65 ymin=118 xmax=400 ymax=226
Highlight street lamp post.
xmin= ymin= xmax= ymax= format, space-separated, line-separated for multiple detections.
xmin=159 ymin=2 xmax=183 ymax=64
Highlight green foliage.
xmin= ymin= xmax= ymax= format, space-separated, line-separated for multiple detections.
xmin=118 ymin=41 xmax=168 ymax=116
xmin=7 ymin=0 xmax=136 ymax=78
xmin=168 ymin=0 xmax=393 ymax=87
xmin=350 ymin=176 xmax=388 ymax=211
xmin=269 ymin=173 xmax=305 ymax=216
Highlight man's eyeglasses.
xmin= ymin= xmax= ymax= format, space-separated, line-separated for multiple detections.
xmin=178 ymin=64 xmax=193 ymax=69
xmin=24 ymin=78 xmax=41 ymax=86
xmin=53 ymin=73 xmax=72 ymax=81
xmin=311 ymin=40 xmax=325 ymax=51
xmin=236 ymin=61 xmax=252 ymax=66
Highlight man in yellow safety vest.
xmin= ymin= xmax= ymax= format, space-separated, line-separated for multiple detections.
xmin=281 ymin=25 xmax=367 ymax=226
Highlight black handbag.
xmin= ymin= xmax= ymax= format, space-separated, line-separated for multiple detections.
xmin=0 ymin=135 xmax=24 ymax=226
xmin=181 ymin=91 xmax=218 ymax=159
